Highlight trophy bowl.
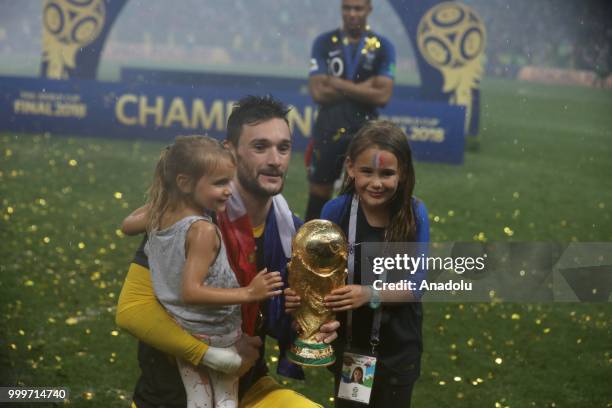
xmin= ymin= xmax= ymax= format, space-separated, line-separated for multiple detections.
xmin=287 ymin=219 xmax=348 ymax=367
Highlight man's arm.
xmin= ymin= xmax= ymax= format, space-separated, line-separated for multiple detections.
xmin=116 ymin=262 xmax=262 ymax=374
xmin=328 ymin=75 xmax=394 ymax=107
xmin=328 ymin=35 xmax=396 ymax=107
xmin=308 ymin=32 xmax=347 ymax=105
xmin=121 ymin=205 xmax=149 ymax=236
xmin=309 ymin=74 xmax=345 ymax=105
xmin=115 ymin=262 xmax=208 ymax=366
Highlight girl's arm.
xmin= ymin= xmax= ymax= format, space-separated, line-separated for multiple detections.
xmin=181 ymin=221 xmax=284 ymax=305
xmin=324 ymin=285 xmax=416 ymax=311
xmin=121 ymin=205 xmax=150 ymax=236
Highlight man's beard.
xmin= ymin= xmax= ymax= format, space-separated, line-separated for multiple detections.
xmin=236 ymin=163 xmax=285 ymax=198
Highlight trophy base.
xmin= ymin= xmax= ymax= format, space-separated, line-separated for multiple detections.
xmin=287 ymin=339 xmax=335 ymax=367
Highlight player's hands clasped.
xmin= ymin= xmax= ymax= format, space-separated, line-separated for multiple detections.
xmin=247 ymin=268 xmax=283 ymax=301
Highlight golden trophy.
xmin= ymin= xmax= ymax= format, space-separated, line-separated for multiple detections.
xmin=287 ymin=220 xmax=348 ymax=366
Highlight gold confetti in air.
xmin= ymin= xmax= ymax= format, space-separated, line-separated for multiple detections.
xmin=82 ymin=391 xmax=94 ymax=400
xmin=474 ymin=232 xmax=487 ymax=242
xmin=68 ymin=159 xmax=78 ymax=166
xmin=495 ymin=357 xmax=503 ymax=365
xmin=111 ymin=330 xmax=119 ymax=336
xmin=114 ymin=192 xmax=123 ymax=199
xmin=65 ymin=317 xmax=78 ymax=326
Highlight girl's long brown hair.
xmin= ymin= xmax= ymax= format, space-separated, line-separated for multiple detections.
xmin=340 ymin=120 xmax=417 ymax=242
xmin=146 ymin=135 xmax=235 ymax=231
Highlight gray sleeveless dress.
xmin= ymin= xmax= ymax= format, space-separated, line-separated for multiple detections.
xmin=145 ymin=215 xmax=241 ymax=346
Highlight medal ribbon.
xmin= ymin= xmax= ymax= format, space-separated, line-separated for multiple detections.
xmin=341 ymin=32 xmax=366 ymax=81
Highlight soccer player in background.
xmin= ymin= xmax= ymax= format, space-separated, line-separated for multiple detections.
xmin=305 ymin=0 xmax=396 ymax=221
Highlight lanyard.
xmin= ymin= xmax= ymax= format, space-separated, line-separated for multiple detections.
xmin=340 ymin=32 xmax=366 ymax=81
xmin=346 ymin=195 xmax=384 ymax=354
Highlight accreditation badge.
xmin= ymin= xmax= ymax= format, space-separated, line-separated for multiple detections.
xmin=337 ymin=351 xmax=377 ymax=404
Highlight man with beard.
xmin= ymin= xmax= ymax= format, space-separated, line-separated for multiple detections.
xmin=304 ymin=0 xmax=395 ymax=221
xmin=116 ymin=96 xmax=338 ymax=407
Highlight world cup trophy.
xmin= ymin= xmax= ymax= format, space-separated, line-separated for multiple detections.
xmin=287 ymin=220 xmax=348 ymax=366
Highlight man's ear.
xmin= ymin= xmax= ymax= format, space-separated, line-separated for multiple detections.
xmin=176 ymin=174 xmax=193 ymax=194
xmin=345 ymin=157 xmax=355 ymax=178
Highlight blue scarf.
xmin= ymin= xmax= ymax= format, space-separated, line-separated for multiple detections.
xmin=263 ymin=200 xmax=305 ymax=379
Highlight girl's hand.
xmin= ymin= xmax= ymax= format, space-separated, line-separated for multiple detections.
xmin=283 ymin=287 xmax=300 ymax=314
xmin=324 ymin=285 xmax=371 ymax=311
xmin=246 ymin=268 xmax=283 ymax=302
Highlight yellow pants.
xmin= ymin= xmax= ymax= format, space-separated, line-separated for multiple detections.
xmin=240 ymin=376 xmax=321 ymax=408
xmin=131 ymin=376 xmax=321 ymax=408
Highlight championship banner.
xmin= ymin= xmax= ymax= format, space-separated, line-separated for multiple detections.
xmin=0 ymin=76 xmax=465 ymax=164
xmin=389 ymin=0 xmax=486 ymax=136
xmin=40 ymin=0 xmax=127 ymax=79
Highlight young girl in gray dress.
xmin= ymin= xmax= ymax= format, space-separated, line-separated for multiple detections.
xmin=122 ymin=136 xmax=283 ymax=408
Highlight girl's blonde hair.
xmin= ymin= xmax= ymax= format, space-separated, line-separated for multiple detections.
xmin=146 ymin=135 xmax=235 ymax=231
xmin=340 ymin=120 xmax=417 ymax=242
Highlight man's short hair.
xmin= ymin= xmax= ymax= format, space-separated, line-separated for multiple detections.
xmin=226 ymin=95 xmax=291 ymax=146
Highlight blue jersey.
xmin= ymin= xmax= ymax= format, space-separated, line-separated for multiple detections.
xmin=309 ymin=28 xmax=396 ymax=84
xmin=308 ymin=28 xmax=396 ymax=142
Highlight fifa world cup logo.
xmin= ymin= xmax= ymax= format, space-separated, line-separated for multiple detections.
xmin=287 ymin=220 xmax=347 ymax=366
xmin=42 ymin=0 xmax=106 ymax=79
xmin=417 ymin=2 xmax=486 ymax=132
